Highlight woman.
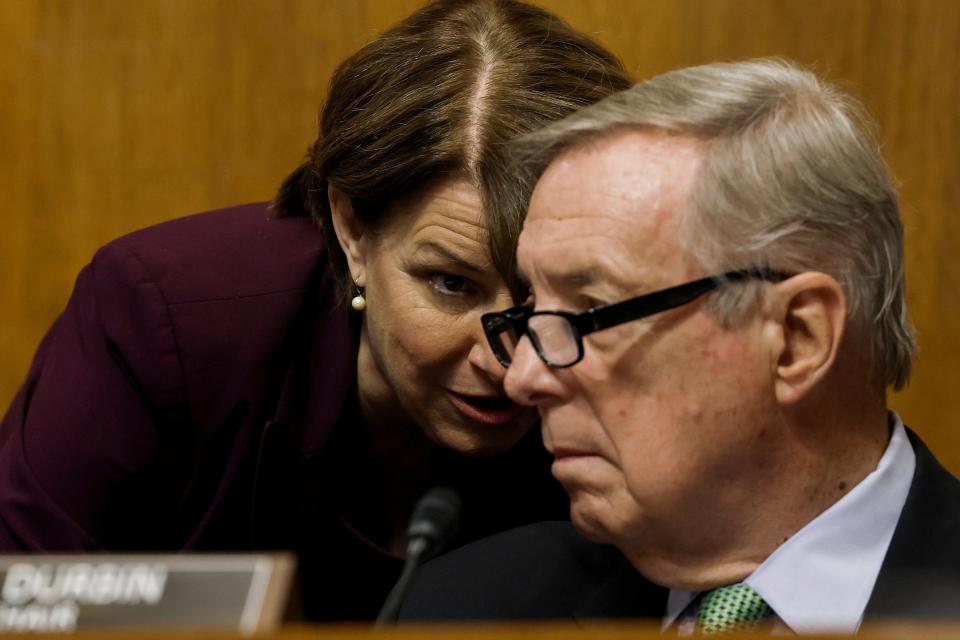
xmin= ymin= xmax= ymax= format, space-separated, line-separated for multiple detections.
xmin=0 ymin=0 xmax=630 ymax=621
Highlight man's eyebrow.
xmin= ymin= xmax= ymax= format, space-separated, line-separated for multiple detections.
xmin=523 ymin=264 xmax=607 ymax=292
xmin=414 ymin=241 xmax=485 ymax=274
xmin=549 ymin=265 xmax=604 ymax=288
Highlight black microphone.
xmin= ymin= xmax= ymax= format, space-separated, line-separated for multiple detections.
xmin=375 ymin=487 xmax=462 ymax=625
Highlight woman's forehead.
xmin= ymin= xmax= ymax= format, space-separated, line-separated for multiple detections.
xmin=409 ymin=182 xmax=485 ymax=238
xmin=379 ymin=179 xmax=493 ymax=260
xmin=381 ymin=179 xmax=482 ymax=230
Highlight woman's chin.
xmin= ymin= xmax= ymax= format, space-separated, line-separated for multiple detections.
xmin=426 ymin=410 xmax=537 ymax=457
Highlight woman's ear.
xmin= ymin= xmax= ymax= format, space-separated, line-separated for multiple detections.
xmin=770 ymin=272 xmax=848 ymax=405
xmin=328 ymin=184 xmax=368 ymax=287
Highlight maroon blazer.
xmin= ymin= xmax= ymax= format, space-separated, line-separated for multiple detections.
xmin=0 ymin=203 xmax=565 ymax=610
xmin=0 ymin=202 xmax=353 ymax=550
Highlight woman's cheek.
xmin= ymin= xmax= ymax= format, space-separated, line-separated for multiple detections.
xmin=397 ymin=309 xmax=474 ymax=369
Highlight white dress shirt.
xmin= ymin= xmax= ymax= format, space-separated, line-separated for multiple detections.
xmin=662 ymin=414 xmax=916 ymax=634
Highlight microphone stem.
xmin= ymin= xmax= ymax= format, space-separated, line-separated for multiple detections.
xmin=374 ymin=537 xmax=429 ymax=625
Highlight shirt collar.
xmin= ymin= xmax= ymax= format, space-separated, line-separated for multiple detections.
xmin=663 ymin=413 xmax=915 ymax=633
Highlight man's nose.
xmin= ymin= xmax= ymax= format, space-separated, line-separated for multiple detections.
xmin=503 ymin=335 xmax=565 ymax=406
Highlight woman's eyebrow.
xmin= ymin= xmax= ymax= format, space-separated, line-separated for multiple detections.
xmin=414 ymin=241 xmax=486 ymax=275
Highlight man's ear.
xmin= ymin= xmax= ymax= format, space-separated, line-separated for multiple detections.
xmin=328 ymin=184 xmax=368 ymax=287
xmin=770 ymin=272 xmax=848 ymax=405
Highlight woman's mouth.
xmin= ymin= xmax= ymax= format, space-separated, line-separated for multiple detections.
xmin=447 ymin=391 xmax=526 ymax=425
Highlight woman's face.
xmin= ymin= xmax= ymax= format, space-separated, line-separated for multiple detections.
xmin=337 ymin=178 xmax=536 ymax=455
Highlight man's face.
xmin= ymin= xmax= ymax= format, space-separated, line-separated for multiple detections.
xmin=506 ymin=130 xmax=780 ymax=577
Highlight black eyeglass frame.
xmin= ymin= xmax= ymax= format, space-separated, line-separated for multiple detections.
xmin=481 ymin=268 xmax=790 ymax=369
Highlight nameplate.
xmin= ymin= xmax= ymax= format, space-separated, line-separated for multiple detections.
xmin=0 ymin=553 xmax=294 ymax=634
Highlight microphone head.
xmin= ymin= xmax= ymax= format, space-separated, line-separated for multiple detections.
xmin=406 ymin=487 xmax=462 ymax=557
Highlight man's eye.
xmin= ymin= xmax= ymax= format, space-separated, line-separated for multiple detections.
xmin=428 ymin=273 xmax=473 ymax=296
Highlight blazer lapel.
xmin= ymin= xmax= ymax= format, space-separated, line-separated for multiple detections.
xmin=251 ymin=420 xmax=298 ymax=549
xmin=251 ymin=270 xmax=357 ymax=549
xmin=865 ymin=428 xmax=960 ymax=619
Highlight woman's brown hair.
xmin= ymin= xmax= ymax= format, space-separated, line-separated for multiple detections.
xmin=274 ymin=0 xmax=631 ymax=300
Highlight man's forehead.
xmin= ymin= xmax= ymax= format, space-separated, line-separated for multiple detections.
xmin=537 ymin=129 xmax=704 ymax=193
xmin=527 ymin=130 xmax=703 ymax=219
xmin=520 ymin=131 xmax=702 ymax=272
xmin=517 ymin=217 xmax=667 ymax=291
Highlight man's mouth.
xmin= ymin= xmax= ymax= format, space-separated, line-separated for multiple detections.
xmin=551 ymin=448 xmax=587 ymax=460
xmin=447 ymin=391 xmax=526 ymax=425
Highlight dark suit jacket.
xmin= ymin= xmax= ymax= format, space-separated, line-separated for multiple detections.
xmin=399 ymin=430 xmax=960 ymax=623
xmin=0 ymin=203 xmax=566 ymax=619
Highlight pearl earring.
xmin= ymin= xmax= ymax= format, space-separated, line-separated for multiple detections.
xmin=350 ymin=282 xmax=366 ymax=312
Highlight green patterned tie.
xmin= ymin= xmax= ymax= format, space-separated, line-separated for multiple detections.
xmin=696 ymin=583 xmax=772 ymax=634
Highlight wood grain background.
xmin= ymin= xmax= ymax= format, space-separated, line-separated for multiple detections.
xmin=2 ymin=1 xmax=958 ymax=469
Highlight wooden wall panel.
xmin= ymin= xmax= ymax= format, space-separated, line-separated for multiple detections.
xmin=2 ymin=1 xmax=958 ymax=470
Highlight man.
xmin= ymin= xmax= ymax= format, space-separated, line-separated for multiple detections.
xmin=399 ymin=59 xmax=960 ymax=633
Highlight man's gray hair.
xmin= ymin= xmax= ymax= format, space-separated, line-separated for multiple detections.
xmin=516 ymin=58 xmax=915 ymax=390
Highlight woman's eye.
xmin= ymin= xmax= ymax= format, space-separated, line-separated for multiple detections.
xmin=428 ymin=273 xmax=474 ymax=296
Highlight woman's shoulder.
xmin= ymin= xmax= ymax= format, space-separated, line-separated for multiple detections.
xmin=76 ymin=203 xmax=342 ymax=438
xmin=94 ymin=202 xmax=327 ymax=304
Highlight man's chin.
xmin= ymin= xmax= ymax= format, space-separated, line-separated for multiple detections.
xmin=568 ymin=496 xmax=620 ymax=546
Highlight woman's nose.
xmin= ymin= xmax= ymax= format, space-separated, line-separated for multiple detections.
xmin=467 ymin=336 xmax=507 ymax=384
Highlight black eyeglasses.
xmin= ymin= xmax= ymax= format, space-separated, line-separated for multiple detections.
xmin=481 ymin=268 xmax=789 ymax=369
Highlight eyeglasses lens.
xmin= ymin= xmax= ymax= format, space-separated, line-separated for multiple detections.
xmin=528 ymin=314 xmax=579 ymax=367
xmin=485 ymin=316 xmax=520 ymax=366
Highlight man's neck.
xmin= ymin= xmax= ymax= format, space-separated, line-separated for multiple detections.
xmin=625 ymin=392 xmax=891 ymax=591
